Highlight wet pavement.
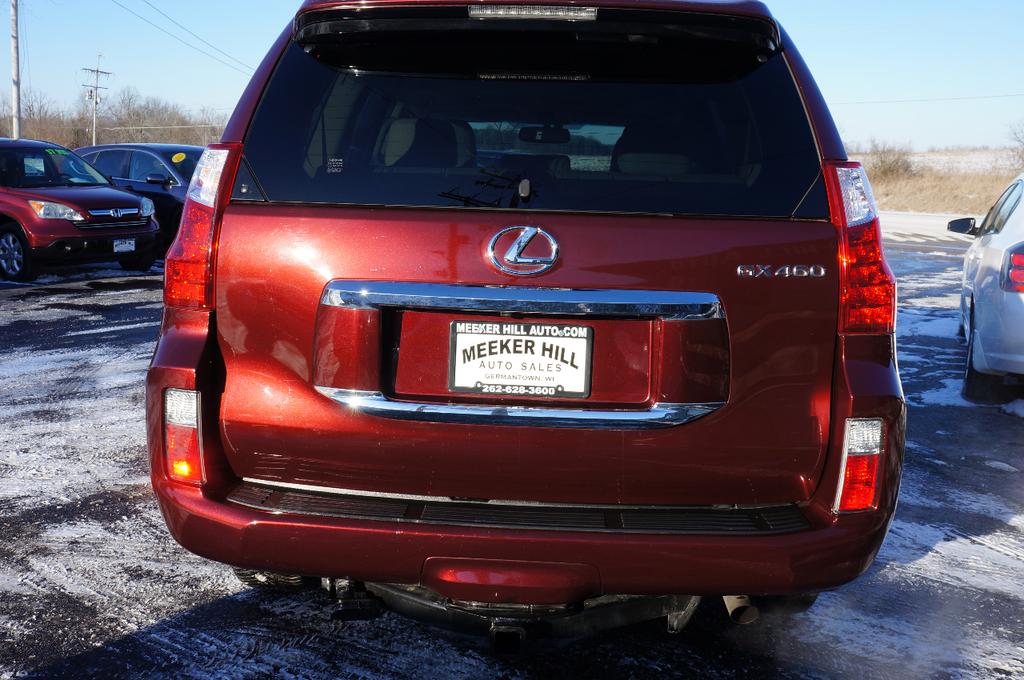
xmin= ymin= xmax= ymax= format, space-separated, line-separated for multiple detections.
xmin=0 ymin=217 xmax=1021 ymax=679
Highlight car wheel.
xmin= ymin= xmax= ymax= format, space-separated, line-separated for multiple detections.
xmin=117 ymin=251 xmax=157 ymax=272
xmin=0 ymin=225 xmax=38 ymax=282
xmin=963 ymin=307 xmax=1007 ymax=404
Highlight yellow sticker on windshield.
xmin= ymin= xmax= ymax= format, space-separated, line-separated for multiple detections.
xmin=171 ymin=152 xmax=187 ymax=164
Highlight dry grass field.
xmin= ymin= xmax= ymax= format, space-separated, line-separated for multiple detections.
xmin=854 ymin=145 xmax=1021 ymax=215
xmin=870 ymin=169 xmax=1019 ymax=215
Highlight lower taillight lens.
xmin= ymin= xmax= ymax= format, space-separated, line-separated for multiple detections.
xmin=825 ymin=162 xmax=897 ymax=334
xmin=164 ymin=389 xmax=204 ymax=485
xmin=842 ymin=220 xmax=896 ymax=332
xmin=1006 ymin=251 xmax=1024 ymax=292
xmin=163 ymin=144 xmax=241 ymax=309
xmin=164 ymin=200 xmax=217 ymax=308
xmin=834 ymin=418 xmax=884 ymax=513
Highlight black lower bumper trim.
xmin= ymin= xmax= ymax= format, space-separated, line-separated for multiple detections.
xmin=32 ymin=233 xmax=158 ymax=262
xmin=226 ymin=482 xmax=810 ymax=535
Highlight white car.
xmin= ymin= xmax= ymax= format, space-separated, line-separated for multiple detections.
xmin=949 ymin=173 xmax=1024 ymax=403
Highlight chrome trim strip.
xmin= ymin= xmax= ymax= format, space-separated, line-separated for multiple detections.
xmin=321 ymin=281 xmax=723 ymax=321
xmin=77 ymin=220 xmax=149 ymax=230
xmin=88 ymin=208 xmax=141 ymax=218
xmin=241 ymin=477 xmax=774 ymax=512
xmin=314 ymin=387 xmax=723 ymax=430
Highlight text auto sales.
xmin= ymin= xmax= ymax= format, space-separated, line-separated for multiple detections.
xmin=455 ymin=322 xmax=588 ymax=371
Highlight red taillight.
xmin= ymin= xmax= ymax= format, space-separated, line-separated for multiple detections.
xmin=164 ymin=389 xmax=204 ymax=485
xmin=838 ymin=454 xmax=880 ymax=512
xmin=834 ymin=418 xmax=884 ymax=513
xmin=1006 ymin=251 xmax=1024 ymax=292
xmin=824 ymin=161 xmax=897 ymax=334
xmin=164 ymin=143 xmax=242 ymax=309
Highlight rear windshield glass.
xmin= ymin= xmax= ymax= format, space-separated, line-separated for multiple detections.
xmin=243 ymin=30 xmax=823 ymax=218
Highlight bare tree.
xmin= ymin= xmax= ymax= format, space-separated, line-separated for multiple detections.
xmin=1012 ymin=121 xmax=1024 ymax=170
xmin=0 ymin=86 xmax=225 ymax=148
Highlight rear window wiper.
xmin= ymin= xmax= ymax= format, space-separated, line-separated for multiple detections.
xmin=438 ymin=167 xmax=534 ymax=209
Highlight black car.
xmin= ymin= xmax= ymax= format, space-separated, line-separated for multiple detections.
xmin=75 ymin=144 xmax=203 ymax=250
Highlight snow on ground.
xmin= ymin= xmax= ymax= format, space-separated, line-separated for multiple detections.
xmin=0 ymin=283 xmax=159 ymax=514
xmin=1 ymin=242 xmax=1022 ymax=678
xmin=0 ymin=262 xmax=164 ymax=290
xmin=910 ymin=148 xmax=1019 ymax=174
xmin=886 ymin=232 xmax=972 ymax=409
xmin=1003 ymin=401 xmax=1024 ymax=419
xmin=855 ymin=148 xmax=1019 ymax=174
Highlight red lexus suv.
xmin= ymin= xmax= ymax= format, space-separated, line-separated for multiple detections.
xmin=0 ymin=139 xmax=160 ymax=281
xmin=147 ymin=0 xmax=905 ymax=642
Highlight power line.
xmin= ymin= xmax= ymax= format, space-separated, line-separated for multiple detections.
xmin=834 ymin=92 xmax=1024 ymax=106
xmin=139 ymin=0 xmax=253 ymax=71
xmin=108 ymin=0 xmax=252 ymax=76
xmin=102 ymin=124 xmax=222 ymax=130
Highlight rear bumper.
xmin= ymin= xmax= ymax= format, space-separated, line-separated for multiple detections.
xmin=31 ymin=231 xmax=158 ymax=262
xmin=147 ymin=311 xmax=905 ymax=603
xmin=154 ymin=478 xmax=893 ymax=600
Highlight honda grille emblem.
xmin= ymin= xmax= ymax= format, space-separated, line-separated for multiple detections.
xmin=487 ymin=226 xmax=559 ymax=276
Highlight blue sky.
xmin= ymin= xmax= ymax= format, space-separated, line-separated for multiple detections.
xmin=3 ymin=0 xmax=1023 ymax=150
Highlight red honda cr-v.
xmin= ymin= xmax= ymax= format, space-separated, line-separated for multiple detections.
xmin=0 ymin=139 xmax=160 ymax=281
xmin=147 ymin=0 xmax=905 ymax=641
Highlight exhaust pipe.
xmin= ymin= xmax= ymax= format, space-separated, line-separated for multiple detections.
xmin=722 ymin=595 xmax=759 ymax=625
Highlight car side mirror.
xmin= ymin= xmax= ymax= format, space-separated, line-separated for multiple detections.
xmin=145 ymin=173 xmax=173 ymax=187
xmin=947 ymin=217 xmax=977 ymax=237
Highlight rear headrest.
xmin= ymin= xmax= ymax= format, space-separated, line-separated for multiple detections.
xmin=615 ymin=153 xmax=695 ymax=177
xmin=613 ymin=117 xmax=728 ymax=176
xmin=381 ymin=118 xmax=460 ymax=168
xmin=449 ymin=120 xmax=477 ymax=168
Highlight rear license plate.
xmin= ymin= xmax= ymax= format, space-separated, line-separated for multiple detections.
xmin=449 ymin=321 xmax=593 ymax=398
xmin=113 ymin=238 xmax=135 ymax=253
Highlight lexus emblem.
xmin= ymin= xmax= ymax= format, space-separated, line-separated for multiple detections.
xmin=487 ymin=226 xmax=559 ymax=276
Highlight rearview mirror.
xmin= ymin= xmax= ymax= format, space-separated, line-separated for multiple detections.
xmin=518 ymin=126 xmax=570 ymax=145
xmin=947 ymin=217 xmax=977 ymax=237
xmin=145 ymin=173 xmax=172 ymax=186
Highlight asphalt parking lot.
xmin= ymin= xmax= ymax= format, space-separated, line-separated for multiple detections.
xmin=0 ymin=214 xmax=1022 ymax=679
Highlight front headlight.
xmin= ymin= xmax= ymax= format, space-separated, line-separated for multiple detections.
xmin=140 ymin=197 xmax=156 ymax=218
xmin=28 ymin=200 xmax=85 ymax=222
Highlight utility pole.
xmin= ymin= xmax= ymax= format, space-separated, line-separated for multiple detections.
xmin=10 ymin=0 xmax=19 ymax=139
xmin=81 ymin=56 xmax=111 ymax=146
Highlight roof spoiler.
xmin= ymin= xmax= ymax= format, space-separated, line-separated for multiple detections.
xmin=293 ymin=5 xmax=781 ymax=54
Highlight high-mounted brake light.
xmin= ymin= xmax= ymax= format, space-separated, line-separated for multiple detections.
xmin=163 ymin=143 xmax=242 ymax=309
xmin=834 ymin=418 xmax=883 ymax=513
xmin=1005 ymin=249 xmax=1024 ymax=292
xmin=164 ymin=388 xmax=204 ymax=485
xmin=468 ymin=5 xmax=597 ymax=20
xmin=824 ymin=162 xmax=897 ymax=334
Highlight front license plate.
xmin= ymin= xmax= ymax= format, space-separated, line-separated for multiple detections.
xmin=449 ymin=321 xmax=593 ymax=398
xmin=113 ymin=238 xmax=135 ymax=253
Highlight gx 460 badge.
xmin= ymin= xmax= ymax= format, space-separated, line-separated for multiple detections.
xmin=737 ymin=264 xmax=827 ymax=279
